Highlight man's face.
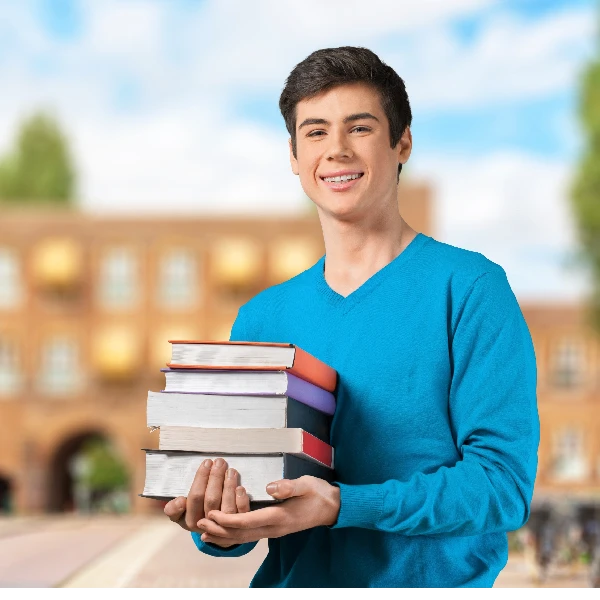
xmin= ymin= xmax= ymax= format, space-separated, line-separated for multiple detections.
xmin=290 ymin=82 xmax=411 ymax=222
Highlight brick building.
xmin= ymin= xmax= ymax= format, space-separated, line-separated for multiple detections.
xmin=0 ymin=182 xmax=598 ymax=515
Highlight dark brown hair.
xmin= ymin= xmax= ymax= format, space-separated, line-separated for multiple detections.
xmin=279 ymin=46 xmax=412 ymax=177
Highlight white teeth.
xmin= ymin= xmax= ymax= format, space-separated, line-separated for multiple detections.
xmin=323 ymin=173 xmax=362 ymax=183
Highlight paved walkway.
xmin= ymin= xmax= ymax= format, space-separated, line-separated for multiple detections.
xmin=0 ymin=515 xmax=594 ymax=588
xmin=0 ymin=516 xmax=142 ymax=587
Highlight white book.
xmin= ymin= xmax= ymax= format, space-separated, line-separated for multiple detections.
xmin=146 ymin=391 xmax=330 ymax=442
xmin=141 ymin=451 xmax=333 ymax=503
xmin=169 ymin=342 xmax=296 ymax=368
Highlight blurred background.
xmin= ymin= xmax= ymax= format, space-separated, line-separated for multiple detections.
xmin=0 ymin=0 xmax=599 ymax=588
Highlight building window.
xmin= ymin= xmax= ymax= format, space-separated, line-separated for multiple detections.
xmin=0 ymin=338 xmax=22 ymax=396
xmin=99 ymin=248 xmax=139 ymax=309
xmin=551 ymin=339 xmax=586 ymax=389
xmin=38 ymin=337 xmax=81 ymax=396
xmin=269 ymin=238 xmax=320 ymax=284
xmin=157 ymin=250 xmax=198 ymax=309
xmin=0 ymin=249 xmax=22 ymax=309
xmin=550 ymin=428 xmax=588 ymax=482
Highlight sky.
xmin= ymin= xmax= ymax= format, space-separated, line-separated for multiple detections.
xmin=0 ymin=0 xmax=598 ymax=301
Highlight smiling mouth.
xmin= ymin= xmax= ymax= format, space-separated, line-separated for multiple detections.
xmin=321 ymin=173 xmax=364 ymax=183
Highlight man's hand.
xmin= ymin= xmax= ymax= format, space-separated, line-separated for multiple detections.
xmin=163 ymin=458 xmax=250 ymax=547
xmin=197 ymin=475 xmax=341 ymax=547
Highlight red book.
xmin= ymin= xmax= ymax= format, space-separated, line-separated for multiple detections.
xmin=167 ymin=340 xmax=337 ymax=392
xmin=157 ymin=426 xmax=334 ymax=468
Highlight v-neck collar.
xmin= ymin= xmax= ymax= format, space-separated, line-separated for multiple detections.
xmin=314 ymin=233 xmax=429 ymax=313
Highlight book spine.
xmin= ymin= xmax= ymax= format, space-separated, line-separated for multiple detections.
xmin=290 ymin=347 xmax=337 ymax=392
xmin=282 ymin=454 xmax=334 ymax=482
xmin=300 ymin=431 xmax=333 ymax=468
xmin=284 ymin=373 xmax=336 ymax=416
xmin=285 ymin=397 xmax=331 ymax=443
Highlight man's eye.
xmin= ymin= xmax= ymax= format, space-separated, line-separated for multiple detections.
xmin=307 ymin=130 xmax=326 ymax=137
xmin=352 ymin=126 xmax=371 ymax=133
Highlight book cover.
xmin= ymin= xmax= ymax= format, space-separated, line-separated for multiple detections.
xmin=167 ymin=340 xmax=337 ymax=392
xmin=161 ymin=368 xmax=336 ymax=415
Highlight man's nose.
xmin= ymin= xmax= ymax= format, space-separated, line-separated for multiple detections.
xmin=326 ymin=131 xmax=353 ymax=160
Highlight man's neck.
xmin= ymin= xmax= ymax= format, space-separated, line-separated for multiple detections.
xmin=318 ymin=207 xmax=417 ymax=298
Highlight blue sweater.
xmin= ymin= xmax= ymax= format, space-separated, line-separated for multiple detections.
xmin=192 ymin=233 xmax=540 ymax=587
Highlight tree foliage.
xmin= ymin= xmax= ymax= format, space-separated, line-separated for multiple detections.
xmin=571 ymin=33 xmax=600 ymax=331
xmin=0 ymin=111 xmax=75 ymax=204
xmin=80 ymin=438 xmax=129 ymax=492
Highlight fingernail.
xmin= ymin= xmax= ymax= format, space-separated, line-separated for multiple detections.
xmin=214 ymin=458 xmax=225 ymax=468
xmin=227 ymin=468 xmax=237 ymax=479
xmin=201 ymin=533 xmax=207 ymax=542
xmin=236 ymin=487 xmax=245 ymax=497
xmin=266 ymin=483 xmax=278 ymax=494
xmin=202 ymin=459 xmax=212 ymax=469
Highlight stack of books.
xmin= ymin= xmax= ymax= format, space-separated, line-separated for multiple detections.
xmin=141 ymin=340 xmax=338 ymax=505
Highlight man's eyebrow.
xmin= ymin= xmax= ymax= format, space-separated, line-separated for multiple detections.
xmin=343 ymin=112 xmax=379 ymax=124
xmin=298 ymin=118 xmax=330 ymax=130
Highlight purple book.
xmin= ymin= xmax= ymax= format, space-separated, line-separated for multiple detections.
xmin=160 ymin=368 xmax=336 ymax=416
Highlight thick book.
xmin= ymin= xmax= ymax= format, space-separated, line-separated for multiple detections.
xmin=161 ymin=368 xmax=336 ymax=416
xmin=158 ymin=426 xmax=333 ymax=468
xmin=167 ymin=340 xmax=337 ymax=393
xmin=147 ymin=391 xmax=331 ymax=443
xmin=141 ymin=450 xmax=334 ymax=503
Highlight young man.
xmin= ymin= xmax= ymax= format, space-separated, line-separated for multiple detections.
xmin=164 ymin=46 xmax=540 ymax=587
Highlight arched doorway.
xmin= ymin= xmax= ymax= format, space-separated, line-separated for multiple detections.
xmin=0 ymin=476 xmax=12 ymax=513
xmin=48 ymin=431 xmax=130 ymax=513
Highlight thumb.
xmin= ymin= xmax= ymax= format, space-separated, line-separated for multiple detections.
xmin=267 ymin=479 xmax=302 ymax=500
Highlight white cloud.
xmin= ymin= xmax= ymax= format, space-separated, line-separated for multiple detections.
xmin=389 ymin=7 xmax=597 ymax=110
xmin=410 ymin=151 xmax=592 ymax=301
xmin=74 ymin=110 xmax=304 ymax=215
xmin=85 ymin=1 xmax=164 ymax=58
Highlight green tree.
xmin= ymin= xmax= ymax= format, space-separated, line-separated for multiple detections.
xmin=0 ymin=111 xmax=75 ymax=204
xmin=80 ymin=438 xmax=129 ymax=492
xmin=571 ymin=29 xmax=600 ymax=331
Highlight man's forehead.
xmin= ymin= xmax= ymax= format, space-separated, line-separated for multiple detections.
xmin=296 ymin=82 xmax=383 ymax=118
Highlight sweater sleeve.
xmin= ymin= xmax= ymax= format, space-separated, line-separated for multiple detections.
xmin=330 ymin=267 xmax=540 ymax=536
xmin=192 ymin=305 xmax=259 ymax=558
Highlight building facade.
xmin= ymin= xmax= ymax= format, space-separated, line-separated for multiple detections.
xmin=0 ymin=182 xmax=598 ymax=515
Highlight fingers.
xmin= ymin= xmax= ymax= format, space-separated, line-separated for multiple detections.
xmin=185 ymin=458 xmax=213 ymax=530
xmin=204 ymin=457 xmax=228 ymax=516
xmin=198 ymin=518 xmax=234 ymax=538
xmin=235 ymin=486 xmax=250 ymax=513
xmin=266 ymin=479 xmax=295 ymax=499
xmin=208 ymin=505 xmax=283 ymax=529
xmin=220 ymin=468 xmax=239 ymax=514
xmin=198 ymin=517 xmax=272 ymax=546
xmin=164 ymin=496 xmax=186 ymax=524
xmin=200 ymin=525 xmax=273 ymax=546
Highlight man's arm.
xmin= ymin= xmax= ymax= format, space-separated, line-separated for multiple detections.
xmin=330 ymin=267 xmax=539 ymax=535
xmin=199 ymin=267 xmax=539 ymax=544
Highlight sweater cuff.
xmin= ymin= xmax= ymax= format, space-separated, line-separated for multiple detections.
xmin=191 ymin=532 xmax=251 ymax=557
xmin=329 ymin=482 xmax=384 ymax=530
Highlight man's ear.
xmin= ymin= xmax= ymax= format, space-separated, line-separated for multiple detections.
xmin=397 ymin=126 xmax=412 ymax=166
xmin=289 ymin=139 xmax=299 ymax=175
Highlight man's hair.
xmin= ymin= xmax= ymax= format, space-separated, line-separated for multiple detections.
xmin=279 ymin=46 xmax=412 ymax=177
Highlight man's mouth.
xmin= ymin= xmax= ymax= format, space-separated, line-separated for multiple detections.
xmin=321 ymin=173 xmax=364 ymax=183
